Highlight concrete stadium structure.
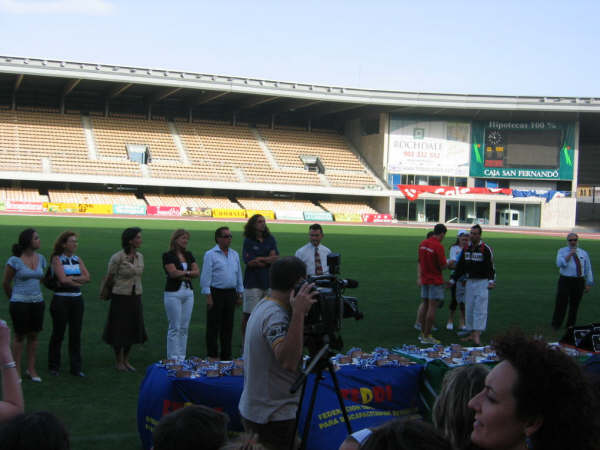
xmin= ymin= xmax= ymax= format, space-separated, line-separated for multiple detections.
xmin=0 ymin=55 xmax=599 ymax=229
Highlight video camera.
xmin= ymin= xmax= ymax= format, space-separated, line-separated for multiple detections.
xmin=296 ymin=253 xmax=363 ymax=354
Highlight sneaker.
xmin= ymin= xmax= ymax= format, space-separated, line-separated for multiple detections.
xmin=433 ymin=325 xmax=438 ymax=331
xmin=414 ymin=323 xmax=422 ymax=331
xmin=457 ymin=329 xmax=471 ymax=337
xmin=446 ymin=323 xmax=454 ymax=331
xmin=422 ymin=335 xmax=441 ymax=345
xmin=418 ymin=332 xmax=425 ymax=343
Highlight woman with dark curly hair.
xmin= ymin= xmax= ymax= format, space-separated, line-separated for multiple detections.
xmin=468 ymin=329 xmax=600 ymax=450
xmin=240 ymin=214 xmax=278 ymax=345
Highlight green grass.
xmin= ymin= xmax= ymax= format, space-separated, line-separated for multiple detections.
xmin=0 ymin=214 xmax=598 ymax=449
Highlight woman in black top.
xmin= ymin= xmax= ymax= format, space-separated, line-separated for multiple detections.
xmin=162 ymin=229 xmax=200 ymax=360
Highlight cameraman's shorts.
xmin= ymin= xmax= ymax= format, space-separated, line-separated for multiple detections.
xmin=243 ymin=288 xmax=268 ymax=314
xmin=242 ymin=417 xmax=298 ymax=450
xmin=421 ymin=284 xmax=444 ymax=301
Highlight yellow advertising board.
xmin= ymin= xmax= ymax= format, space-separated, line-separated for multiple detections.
xmin=212 ymin=208 xmax=247 ymax=219
xmin=181 ymin=207 xmax=212 ymax=217
xmin=45 ymin=202 xmax=79 ymax=213
xmin=246 ymin=210 xmax=275 ymax=220
xmin=78 ymin=203 xmax=114 ymax=215
xmin=333 ymin=213 xmax=363 ymax=222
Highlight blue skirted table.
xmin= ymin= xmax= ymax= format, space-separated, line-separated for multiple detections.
xmin=137 ymin=362 xmax=423 ymax=450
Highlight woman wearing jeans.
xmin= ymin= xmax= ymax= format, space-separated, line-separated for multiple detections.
xmin=162 ymin=229 xmax=199 ymax=360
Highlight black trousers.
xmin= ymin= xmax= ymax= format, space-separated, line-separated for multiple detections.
xmin=48 ymin=295 xmax=84 ymax=373
xmin=206 ymin=287 xmax=237 ymax=360
xmin=552 ymin=275 xmax=585 ymax=329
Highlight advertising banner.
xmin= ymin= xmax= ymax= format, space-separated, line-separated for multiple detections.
xmin=304 ymin=211 xmax=334 ymax=222
xmin=4 ymin=200 xmax=44 ymax=212
xmin=245 ymin=209 xmax=275 ymax=220
xmin=137 ymin=363 xmax=423 ymax=450
xmin=44 ymin=202 xmax=78 ymax=213
xmin=0 ymin=201 xmax=4 ymax=211
xmin=397 ymin=185 xmax=512 ymax=201
xmin=212 ymin=208 xmax=246 ymax=219
xmin=333 ymin=213 xmax=363 ymax=222
xmin=362 ymin=213 xmax=394 ymax=223
xmin=181 ymin=207 xmax=212 ymax=217
xmin=78 ymin=203 xmax=113 ymax=215
xmin=274 ymin=210 xmax=305 ymax=221
xmin=113 ymin=204 xmax=147 ymax=215
xmin=388 ymin=117 xmax=471 ymax=176
xmin=471 ymin=120 xmax=575 ymax=179
xmin=146 ymin=206 xmax=181 ymax=216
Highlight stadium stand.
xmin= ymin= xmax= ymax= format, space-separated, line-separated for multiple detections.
xmin=0 ymin=110 xmax=142 ymax=177
xmin=48 ymin=189 xmax=144 ymax=205
xmin=0 ymin=110 xmax=382 ymax=189
xmin=90 ymin=116 xmax=179 ymax=161
xmin=0 ymin=110 xmax=87 ymax=174
xmin=319 ymin=199 xmax=378 ymax=214
xmin=0 ymin=187 xmax=48 ymax=202
xmin=144 ymin=194 xmax=241 ymax=209
xmin=237 ymin=197 xmax=325 ymax=212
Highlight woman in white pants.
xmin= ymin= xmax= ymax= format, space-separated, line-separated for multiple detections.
xmin=162 ymin=229 xmax=200 ymax=360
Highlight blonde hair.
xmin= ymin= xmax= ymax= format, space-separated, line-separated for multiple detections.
xmin=169 ymin=229 xmax=190 ymax=252
xmin=432 ymin=364 xmax=490 ymax=450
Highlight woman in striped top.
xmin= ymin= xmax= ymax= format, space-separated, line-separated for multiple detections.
xmin=48 ymin=231 xmax=90 ymax=377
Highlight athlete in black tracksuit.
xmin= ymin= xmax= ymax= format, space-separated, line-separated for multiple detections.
xmin=449 ymin=226 xmax=495 ymax=345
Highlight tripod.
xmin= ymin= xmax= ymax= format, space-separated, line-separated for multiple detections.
xmin=289 ymin=340 xmax=352 ymax=450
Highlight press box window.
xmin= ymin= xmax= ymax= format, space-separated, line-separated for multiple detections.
xmin=126 ymin=144 xmax=150 ymax=164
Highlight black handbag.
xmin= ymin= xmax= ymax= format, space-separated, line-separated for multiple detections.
xmin=42 ymin=266 xmax=60 ymax=291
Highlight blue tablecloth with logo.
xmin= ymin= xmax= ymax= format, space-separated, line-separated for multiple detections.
xmin=137 ymin=363 xmax=423 ymax=450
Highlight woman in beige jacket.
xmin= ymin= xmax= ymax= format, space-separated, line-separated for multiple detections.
xmin=102 ymin=227 xmax=147 ymax=372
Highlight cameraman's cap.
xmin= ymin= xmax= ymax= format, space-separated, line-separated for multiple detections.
xmin=457 ymin=229 xmax=469 ymax=236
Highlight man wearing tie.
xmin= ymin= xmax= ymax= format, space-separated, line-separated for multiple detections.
xmin=295 ymin=224 xmax=331 ymax=276
xmin=552 ymin=232 xmax=594 ymax=330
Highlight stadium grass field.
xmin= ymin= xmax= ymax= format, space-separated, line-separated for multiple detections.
xmin=0 ymin=213 xmax=598 ymax=449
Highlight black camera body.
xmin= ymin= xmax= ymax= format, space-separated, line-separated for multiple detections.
xmin=296 ymin=253 xmax=363 ymax=354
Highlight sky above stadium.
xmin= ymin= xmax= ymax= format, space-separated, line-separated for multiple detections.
xmin=0 ymin=0 xmax=598 ymax=97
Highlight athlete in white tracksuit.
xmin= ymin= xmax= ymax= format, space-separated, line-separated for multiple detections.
xmin=449 ymin=225 xmax=495 ymax=345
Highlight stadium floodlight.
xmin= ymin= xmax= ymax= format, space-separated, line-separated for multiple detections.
xmin=299 ymin=154 xmax=324 ymax=173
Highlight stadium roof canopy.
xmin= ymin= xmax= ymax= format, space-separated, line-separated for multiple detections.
xmin=1 ymin=55 xmax=600 ymax=132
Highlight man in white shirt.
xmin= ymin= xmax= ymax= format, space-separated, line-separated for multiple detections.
xmin=200 ymin=226 xmax=244 ymax=360
xmin=551 ymin=232 xmax=594 ymax=330
xmin=294 ymin=224 xmax=331 ymax=276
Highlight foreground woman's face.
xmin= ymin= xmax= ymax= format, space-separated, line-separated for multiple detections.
xmin=468 ymin=360 xmax=527 ymax=450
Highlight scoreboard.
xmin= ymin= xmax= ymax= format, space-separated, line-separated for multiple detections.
xmin=471 ymin=120 xmax=575 ymax=180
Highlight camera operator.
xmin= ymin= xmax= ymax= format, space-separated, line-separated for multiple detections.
xmin=238 ymin=256 xmax=318 ymax=450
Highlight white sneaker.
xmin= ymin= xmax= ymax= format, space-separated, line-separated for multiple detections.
xmin=414 ymin=323 xmax=422 ymax=331
xmin=446 ymin=323 xmax=454 ymax=331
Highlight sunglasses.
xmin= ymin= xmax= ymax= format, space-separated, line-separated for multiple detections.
xmin=568 ymin=239 xmax=578 ymax=242
xmin=220 ymin=234 xmax=233 ymax=239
